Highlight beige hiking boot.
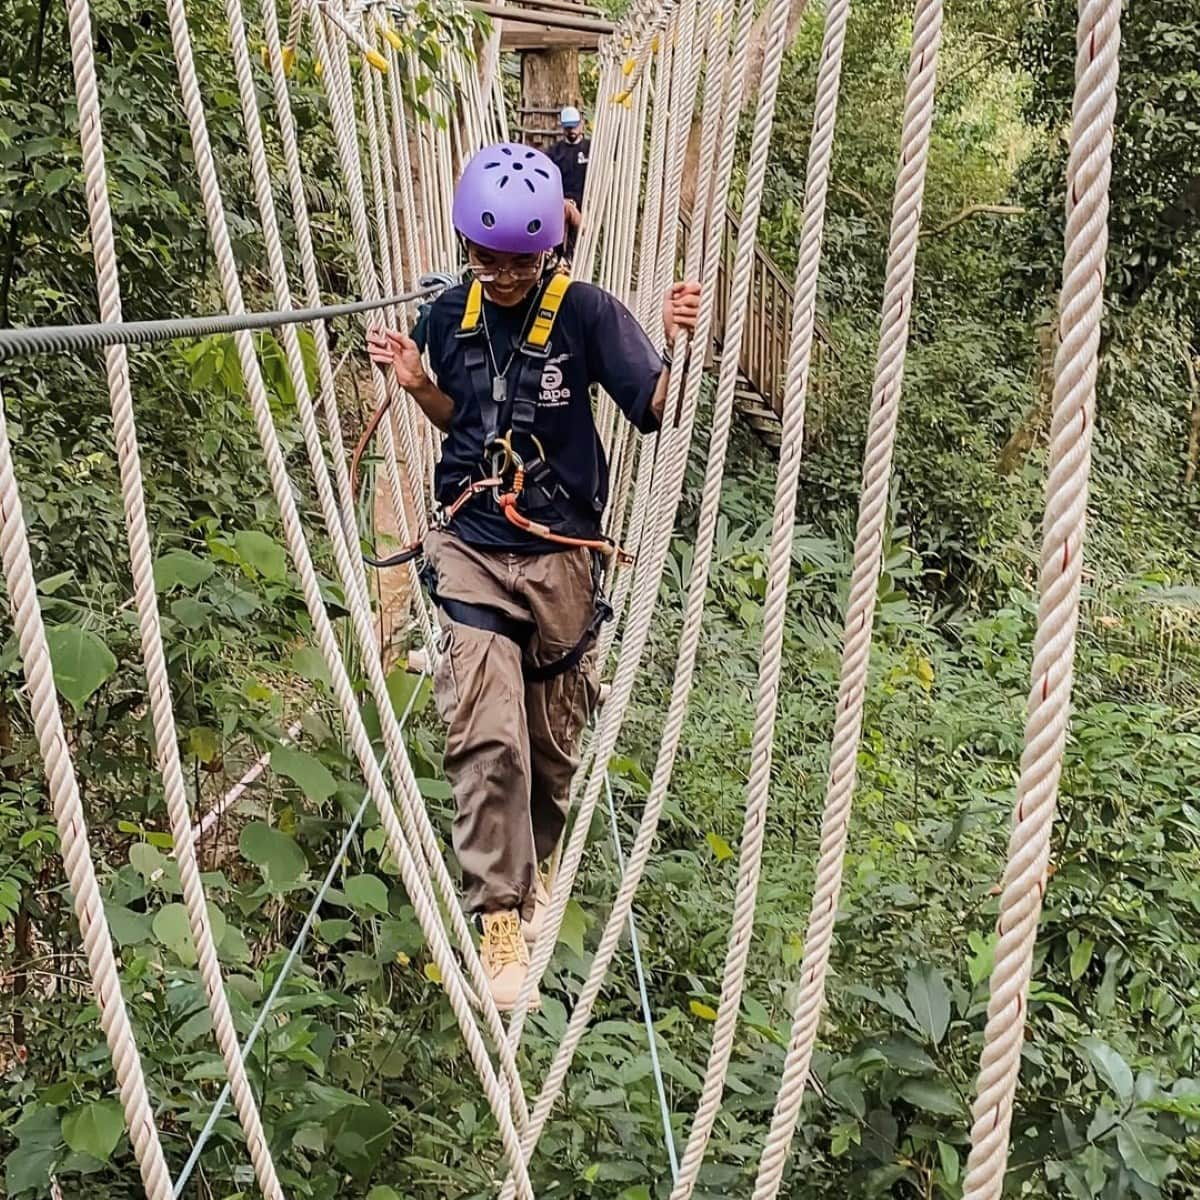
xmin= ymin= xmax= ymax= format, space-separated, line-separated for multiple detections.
xmin=480 ymin=910 xmax=540 ymax=1013
xmin=522 ymin=875 xmax=551 ymax=948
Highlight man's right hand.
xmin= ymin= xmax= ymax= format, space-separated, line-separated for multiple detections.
xmin=367 ymin=328 xmax=430 ymax=394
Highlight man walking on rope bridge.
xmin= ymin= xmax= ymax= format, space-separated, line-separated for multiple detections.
xmin=547 ymin=106 xmax=590 ymax=264
xmin=367 ymin=142 xmax=699 ymax=1011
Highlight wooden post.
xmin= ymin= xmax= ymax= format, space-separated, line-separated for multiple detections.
xmin=519 ymin=11 xmax=583 ymax=149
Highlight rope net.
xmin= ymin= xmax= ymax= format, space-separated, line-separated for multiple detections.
xmin=1 ymin=0 xmax=1118 ymax=1194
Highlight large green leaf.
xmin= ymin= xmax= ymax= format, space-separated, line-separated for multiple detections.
xmin=234 ymin=529 xmax=287 ymax=582
xmin=558 ymin=898 xmax=589 ymax=956
xmin=153 ymin=549 xmax=214 ymax=591
xmin=343 ymin=874 xmax=390 ymax=915
xmin=240 ymin=822 xmax=307 ymax=888
xmin=330 ymin=1100 xmax=392 ymax=1182
xmin=152 ymin=902 xmax=227 ymax=965
xmin=905 ymin=964 xmax=951 ymax=1045
xmin=290 ymin=645 xmax=332 ymax=688
xmin=1116 ymin=1118 xmax=1175 ymax=1185
xmin=898 ymin=1078 xmax=962 ymax=1117
xmin=1081 ymin=1037 xmax=1134 ymax=1102
xmin=62 ymin=1099 xmax=124 ymax=1162
xmin=46 ymin=624 xmax=117 ymax=712
xmin=5 ymin=1107 xmax=61 ymax=1195
xmin=272 ymin=745 xmax=337 ymax=801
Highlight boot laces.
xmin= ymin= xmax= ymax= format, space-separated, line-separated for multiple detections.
xmin=483 ymin=912 xmax=525 ymax=969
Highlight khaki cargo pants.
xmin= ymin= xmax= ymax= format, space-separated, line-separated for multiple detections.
xmin=424 ymin=530 xmax=601 ymax=916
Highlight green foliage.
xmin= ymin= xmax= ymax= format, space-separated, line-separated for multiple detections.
xmin=2 ymin=1 xmax=1200 ymax=1198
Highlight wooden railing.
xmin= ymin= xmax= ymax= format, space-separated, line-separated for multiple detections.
xmin=678 ymin=206 xmax=829 ymax=416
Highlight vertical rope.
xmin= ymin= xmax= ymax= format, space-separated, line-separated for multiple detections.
xmin=962 ymin=2 xmax=1119 ymax=1196
xmin=64 ymin=0 xmax=285 ymax=1194
xmin=744 ymin=3 xmax=942 ymax=1191
xmin=736 ymin=6 xmax=853 ymax=1198
xmin=0 ymin=385 xmax=175 ymax=1200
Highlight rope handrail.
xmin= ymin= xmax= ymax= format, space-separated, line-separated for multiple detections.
xmin=0 ymin=283 xmax=441 ymax=362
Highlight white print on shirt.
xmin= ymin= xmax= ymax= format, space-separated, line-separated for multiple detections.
xmin=538 ymin=353 xmax=572 ymax=406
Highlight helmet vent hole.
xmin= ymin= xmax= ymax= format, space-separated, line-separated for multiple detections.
xmin=534 ymin=168 xmax=550 ymax=180
xmin=527 ymin=219 xmax=542 ymax=234
xmin=512 ymin=161 xmax=523 ymax=171
xmin=498 ymin=175 xmax=509 ymax=189
xmin=481 ymin=211 xmax=496 ymax=228
xmin=501 ymin=145 xmax=513 ymax=156
xmin=524 ymin=178 xmax=535 ymax=194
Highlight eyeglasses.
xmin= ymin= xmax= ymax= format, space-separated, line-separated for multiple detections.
xmin=467 ymin=251 xmax=544 ymax=283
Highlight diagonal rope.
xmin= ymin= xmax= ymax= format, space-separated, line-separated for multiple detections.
xmin=744 ymin=3 xmax=942 ymax=1192
xmin=502 ymin=0 xmax=724 ymax=1054
xmin=503 ymin=0 xmax=796 ymax=1175
xmin=0 ymin=385 xmax=173 ymax=1200
xmin=160 ymin=0 xmax=534 ymax=1187
xmin=227 ymin=0 xmax=530 ymax=1128
xmin=962 ymin=2 xmax=1119 ymax=1196
xmin=64 ymin=0 xmax=284 ymax=1194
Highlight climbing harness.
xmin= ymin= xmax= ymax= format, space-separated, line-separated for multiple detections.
xmin=354 ymin=271 xmax=625 ymax=669
xmin=420 ymin=548 xmax=613 ymax=684
xmin=356 ymin=270 xmax=628 ymax=570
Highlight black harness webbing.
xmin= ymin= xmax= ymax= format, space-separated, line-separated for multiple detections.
xmin=421 ymin=557 xmax=611 ymax=684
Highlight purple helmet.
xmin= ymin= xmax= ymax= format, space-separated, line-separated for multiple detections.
xmin=453 ymin=142 xmax=564 ymax=254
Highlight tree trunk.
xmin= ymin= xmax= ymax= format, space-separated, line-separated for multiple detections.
xmin=679 ymin=0 xmax=810 ymax=220
xmin=998 ymin=321 xmax=1057 ymax=475
xmin=521 ymin=44 xmax=580 ymax=149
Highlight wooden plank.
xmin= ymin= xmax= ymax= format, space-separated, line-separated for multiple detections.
xmin=501 ymin=25 xmax=601 ymax=50
xmin=473 ymin=2 xmax=614 ymax=33
xmin=504 ymin=0 xmax=605 ymax=18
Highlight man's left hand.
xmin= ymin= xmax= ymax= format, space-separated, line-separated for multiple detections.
xmin=662 ymin=281 xmax=701 ymax=342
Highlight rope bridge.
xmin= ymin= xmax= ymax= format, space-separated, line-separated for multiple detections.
xmin=0 ymin=0 xmax=1119 ymax=1195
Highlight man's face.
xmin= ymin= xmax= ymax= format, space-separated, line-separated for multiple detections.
xmin=563 ymin=123 xmax=583 ymax=143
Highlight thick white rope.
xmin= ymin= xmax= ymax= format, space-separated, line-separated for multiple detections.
xmin=262 ymin=0 xmax=358 ymax=543
xmin=746 ymin=1 xmax=942 ymax=1186
xmin=657 ymin=0 xmax=819 ymax=1190
xmin=503 ymin=0 xmax=721 ymax=1052
xmin=962 ymin=3 xmax=1119 ymax=1196
xmin=312 ymin=10 xmax=436 ymax=650
xmin=160 ymin=2 xmax=534 ymax=1187
xmin=735 ymin=7 xmax=852 ymax=1199
xmin=501 ymin=0 xmax=789 ymax=1170
xmin=238 ymin=0 xmax=531 ymax=1127
xmin=64 ymin=1 xmax=285 ymax=1195
xmin=0 ymin=386 xmax=173 ymax=1200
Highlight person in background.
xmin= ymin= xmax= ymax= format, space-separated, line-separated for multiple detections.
xmin=547 ymin=105 xmax=590 ymax=263
xmin=366 ymin=142 xmax=699 ymax=1011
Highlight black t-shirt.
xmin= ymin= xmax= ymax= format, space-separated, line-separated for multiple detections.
xmin=547 ymin=137 xmax=591 ymax=203
xmin=416 ymin=279 xmax=662 ymax=552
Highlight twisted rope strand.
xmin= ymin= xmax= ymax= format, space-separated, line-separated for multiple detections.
xmin=963 ymin=2 xmax=1119 ymax=1196
xmin=746 ymin=2 xmax=942 ymax=1188
xmin=0 ymin=387 xmax=174 ymax=1200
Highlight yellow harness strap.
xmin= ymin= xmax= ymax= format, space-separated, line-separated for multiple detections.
xmin=460 ymin=279 xmax=484 ymax=333
xmin=458 ymin=273 xmax=572 ymax=349
xmin=526 ymin=273 xmax=571 ymax=349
